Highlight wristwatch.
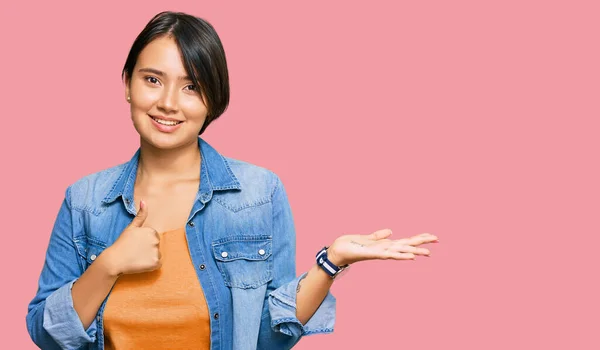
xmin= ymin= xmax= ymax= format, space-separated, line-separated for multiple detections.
xmin=316 ymin=246 xmax=350 ymax=280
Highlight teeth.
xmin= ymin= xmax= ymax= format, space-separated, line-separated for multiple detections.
xmin=152 ymin=117 xmax=180 ymax=126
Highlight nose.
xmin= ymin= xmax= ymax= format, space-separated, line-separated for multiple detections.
xmin=157 ymin=85 xmax=178 ymax=113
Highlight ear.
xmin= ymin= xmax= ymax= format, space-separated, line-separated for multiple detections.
xmin=124 ymin=74 xmax=131 ymax=102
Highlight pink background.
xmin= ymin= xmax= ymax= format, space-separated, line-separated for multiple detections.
xmin=2 ymin=0 xmax=598 ymax=348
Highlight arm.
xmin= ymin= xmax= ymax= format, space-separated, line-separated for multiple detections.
xmin=257 ymin=175 xmax=336 ymax=349
xmin=295 ymin=261 xmax=335 ymax=324
xmin=26 ymin=186 xmax=103 ymax=349
xmin=70 ymin=251 xmax=120 ymax=329
xmin=27 ymin=190 xmax=160 ymax=349
xmin=72 ymin=198 xmax=160 ymax=329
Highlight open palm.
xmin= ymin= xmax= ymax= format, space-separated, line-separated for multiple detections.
xmin=327 ymin=229 xmax=439 ymax=266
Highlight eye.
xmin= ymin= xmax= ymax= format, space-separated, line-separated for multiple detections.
xmin=144 ymin=76 xmax=160 ymax=85
xmin=185 ymin=84 xmax=197 ymax=92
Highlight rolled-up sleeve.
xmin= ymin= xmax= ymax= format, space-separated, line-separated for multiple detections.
xmin=43 ymin=279 xmax=98 ymax=346
xmin=269 ymin=273 xmax=336 ymax=337
xmin=26 ymin=186 xmax=97 ymax=349
xmin=258 ymin=174 xmax=336 ymax=349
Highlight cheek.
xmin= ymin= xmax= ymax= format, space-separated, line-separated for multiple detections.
xmin=131 ymin=85 xmax=158 ymax=111
xmin=180 ymin=98 xmax=209 ymax=121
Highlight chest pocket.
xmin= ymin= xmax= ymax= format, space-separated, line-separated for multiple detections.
xmin=73 ymin=236 xmax=108 ymax=271
xmin=212 ymin=235 xmax=273 ymax=289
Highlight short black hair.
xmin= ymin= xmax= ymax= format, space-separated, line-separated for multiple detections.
xmin=122 ymin=11 xmax=230 ymax=135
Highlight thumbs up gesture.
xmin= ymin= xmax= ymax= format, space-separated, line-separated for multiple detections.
xmin=104 ymin=200 xmax=162 ymax=276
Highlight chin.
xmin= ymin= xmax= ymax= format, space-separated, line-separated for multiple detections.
xmin=141 ymin=131 xmax=198 ymax=151
xmin=142 ymin=134 xmax=185 ymax=149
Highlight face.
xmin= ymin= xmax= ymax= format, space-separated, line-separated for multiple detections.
xmin=125 ymin=35 xmax=208 ymax=149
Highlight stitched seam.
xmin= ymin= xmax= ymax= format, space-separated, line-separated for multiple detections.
xmin=219 ymin=155 xmax=241 ymax=188
xmin=271 ymin=318 xmax=334 ymax=336
xmin=104 ymin=163 xmax=128 ymax=201
xmin=69 ymin=205 xmax=102 ymax=216
xmin=122 ymin=158 xmax=139 ymax=202
xmin=189 ymin=221 xmax=222 ymax=348
xmin=271 ymin=317 xmax=303 ymax=336
xmin=214 ymin=257 xmax=273 ymax=288
xmin=211 ymin=235 xmax=272 ymax=244
xmin=304 ymin=328 xmax=335 ymax=335
xmin=224 ymin=274 xmax=272 ymax=289
xmin=212 ymin=196 xmax=271 ymax=213
xmin=270 ymin=174 xmax=280 ymax=200
xmin=214 ymin=255 xmax=272 ymax=262
xmin=202 ymin=147 xmax=214 ymax=191
xmin=87 ymin=237 xmax=107 ymax=248
xmin=213 ymin=185 xmax=240 ymax=190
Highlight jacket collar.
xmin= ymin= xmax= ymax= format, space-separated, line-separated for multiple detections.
xmin=102 ymin=138 xmax=241 ymax=207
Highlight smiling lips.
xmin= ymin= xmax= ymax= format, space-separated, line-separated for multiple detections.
xmin=150 ymin=115 xmax=183 ymax=125
xmin=149 ymin=114 xmax=184 ymax=132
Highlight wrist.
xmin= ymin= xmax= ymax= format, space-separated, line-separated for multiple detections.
xmin=316 ymin=245 xmax=351 ymax=280
xmin=97 ymin=247 xmax=122 ymax=278
xmin=326 ymin=246 xmax=347 ymax=267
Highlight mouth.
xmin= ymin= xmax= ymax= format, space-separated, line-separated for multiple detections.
xmin=148 ymin=114 xmax=184 ymax=133
xmin=149 ymin=115 xmax=184 ymax=126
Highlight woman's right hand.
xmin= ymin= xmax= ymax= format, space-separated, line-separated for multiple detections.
xmin=103 ymin=200 xmax=162 ymax=276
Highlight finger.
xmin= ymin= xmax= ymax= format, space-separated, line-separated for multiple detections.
xmin=402 ymin=235 xmax=437 ymax=246
xmin=391 ymin=237 xmax=426 ymax=246
xmin=416 ymin=232 xmax=438 ymax=241
xmin=368 ymin=229 xmax=393 ymax=241
xmin=129 ymin=200 xmax=148 ymax=228
xmin=392 ymin=243 xmax=430 ymax=256
xmin=382 ymin=251 xmax=415 ymax=260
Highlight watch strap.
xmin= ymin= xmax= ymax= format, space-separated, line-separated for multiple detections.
xmin=316 ymin=246 xmax=347 ymax=278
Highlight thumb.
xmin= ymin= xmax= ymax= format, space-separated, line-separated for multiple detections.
xmin=368 ymin=228 xmax=392 ymax=240
xmin=129 ymin=200 xmax=148 ymax=228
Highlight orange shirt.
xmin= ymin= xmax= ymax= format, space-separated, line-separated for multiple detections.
xmin=103 ymin=227 xmax=211 ymax=349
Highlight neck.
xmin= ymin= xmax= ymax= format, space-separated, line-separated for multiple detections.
xmin=137 ymin=137 xmax=201 ymax=184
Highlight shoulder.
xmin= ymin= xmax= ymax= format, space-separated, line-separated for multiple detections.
xmin=65 ymin=162 xmax=128 ymax=213
xmin=212 ymin=156 xmax=289 ymax=212
xmin=222 ymin=156 xmax=283 ymax=196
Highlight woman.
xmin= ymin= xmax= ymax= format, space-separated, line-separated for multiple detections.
xmin=26 ymin=11 xmax=438 ymax=350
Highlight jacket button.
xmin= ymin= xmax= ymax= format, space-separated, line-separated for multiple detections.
xmin=258 ymin=249 xmax=265 ymax=255
xmin=221 ymin=252 xmax=228 ymax=258
xmin=96 ymin=316 xmax=101 ymax=322
xmin=188 ymin=221 xmax=195 ymax=227
xmin=124 ymin=198 xmax=130 ymax=204
xmin=90 ymin=254 xmax=97 ymax=261
xmin=199 ymin=264 xmax=206 ymax=270
xmin=213 ymin=313 xmax=219 ymax=319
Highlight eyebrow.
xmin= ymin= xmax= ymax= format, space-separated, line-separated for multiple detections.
xmin=138 ymin=68 xmax=191 ymax=81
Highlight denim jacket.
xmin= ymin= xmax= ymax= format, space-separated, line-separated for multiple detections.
xmin=26 ymin=137 xmax=336 ymax=350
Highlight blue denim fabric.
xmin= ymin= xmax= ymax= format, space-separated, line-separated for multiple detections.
xmin=26 ymin=137 xmax=336 ymax=350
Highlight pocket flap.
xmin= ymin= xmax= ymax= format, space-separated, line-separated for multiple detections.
xmin=73 ymin=236 xmax=108 ymax=266
xmin=85 ymin=241 xmax=108 ymax=265
xmin=212 ymin=235 xmax=272 ymax=262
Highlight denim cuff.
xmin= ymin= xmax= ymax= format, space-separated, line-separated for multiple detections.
xmin=43 ymin=279 xmax=97 ymax=349
xmin=268 ymin=272 xmax=336 ymax=337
